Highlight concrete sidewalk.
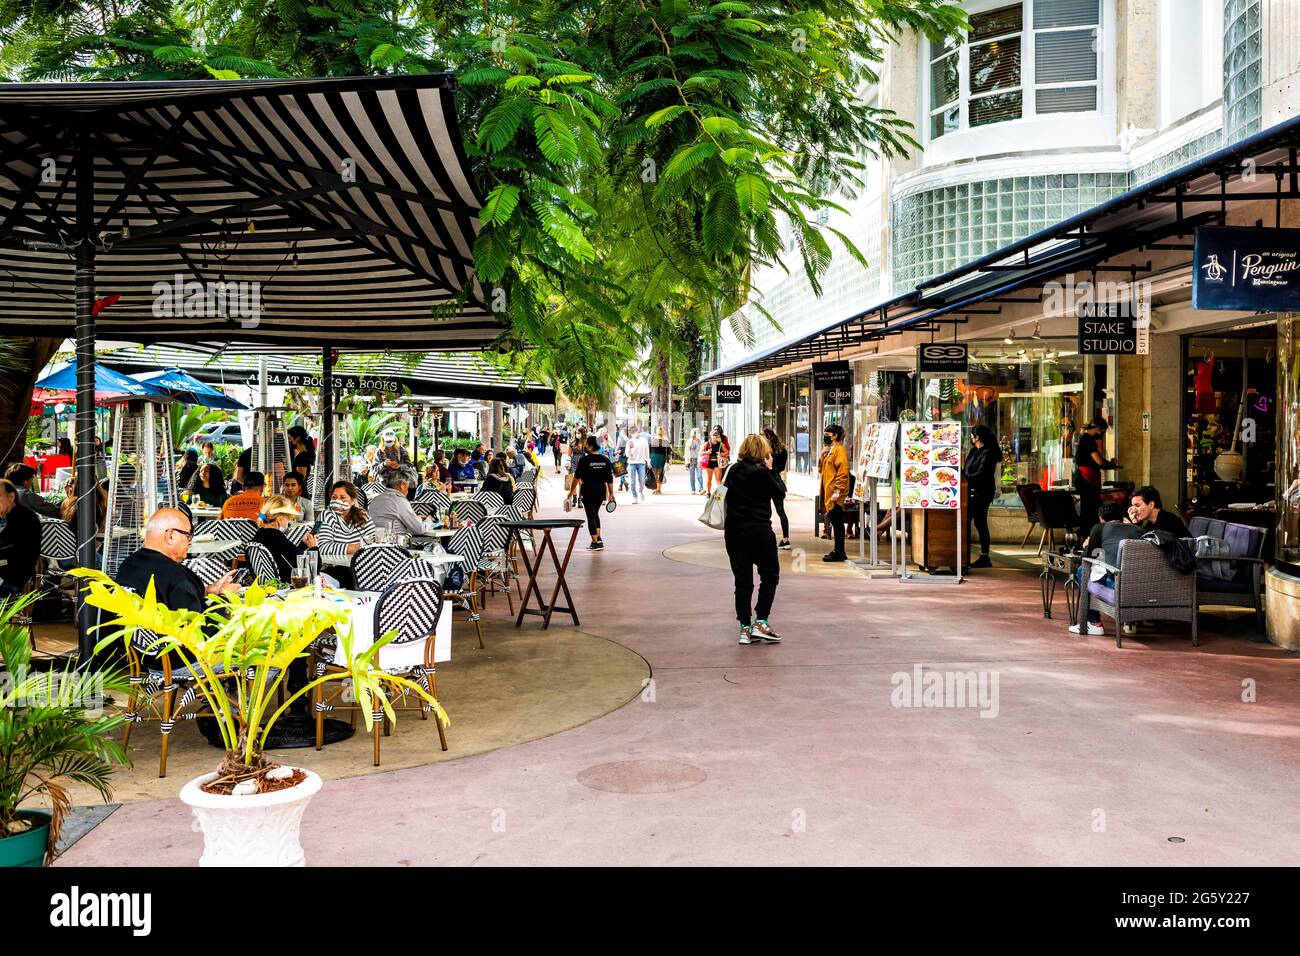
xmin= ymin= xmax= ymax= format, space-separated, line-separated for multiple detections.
xmin=59 ymin=481 xmax=1300 ymax=866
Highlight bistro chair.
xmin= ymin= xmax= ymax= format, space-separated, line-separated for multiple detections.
xmin=514 ymin=487 xmax=537 ymax=517
xmin=443 ymin=524 xmax=486 ymax=649
xmin=473 ymin=489 xmax=505 ymax=514
xmin=245 ymin=542 xmax=281 ymax=585
xmin=453 ymin=498 xmax=488 ymax=525
xmin=1080 ymin=538 xmax=1198 ymax=647
xmin=475 ymin=515 xmax=520 ymax=614
xmin=313 ymin=578 xmax=448 ymax=763
xmin=1015 ymin=483 xmax=1043 ymax=548
xmin=363 ymin=481 xmax=387 ymax=502
xmin=183 ymin=554 xmax=233 ymax=588
xmin=1032 ymin=489 xmax=1080 ymax=555
xmin=1187 ymin=516 xmax=1269 ymax=633
xmin=37 ymin=519 xmax=78 ymax=603
xmin=283 ymin=523 xmax=313 ymax=547
xmin=351 ymin=544 xmax=410 ymax=592
xmin=195 ymin=517 xmax=258 ymax=545
xmin=120 ymin=626 xmax=226 ymax=777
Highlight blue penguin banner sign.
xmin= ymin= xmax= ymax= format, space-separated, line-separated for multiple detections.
xmin=1193 ymin=226 xmax=1300 ymax=311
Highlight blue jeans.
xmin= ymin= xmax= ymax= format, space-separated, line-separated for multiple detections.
xmin=628 ymin=463 xmax=646 ymax=499
xmin=687 ymin=462 xmax=701 ymax=493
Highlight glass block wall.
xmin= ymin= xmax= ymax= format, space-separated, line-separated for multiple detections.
xmin=890 ymin=172 xmax=1130 ymax=293
xmin=1130 ymin=128 xmax=1225 ymax=186
xmin=1224 ymin=0 xmax=1263 ymax=143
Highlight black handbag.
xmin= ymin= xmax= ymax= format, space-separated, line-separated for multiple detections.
xmin=645 ymin=467 xmax=658 ymax=490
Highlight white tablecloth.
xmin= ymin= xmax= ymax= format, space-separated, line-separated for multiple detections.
xmin=187 ymin=537 xmax=241 ymax=556
xmin=328 ymin=589 xmax=451 ymax=666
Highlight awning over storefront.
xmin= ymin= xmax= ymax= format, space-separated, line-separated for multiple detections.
xmin=699 ymin=113 xmax=1300 ymax=383
xmin=95 ymin=344 xmax=556 ymax=405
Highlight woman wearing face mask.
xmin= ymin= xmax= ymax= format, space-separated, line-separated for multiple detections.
xmin=252 ymin=495 xmax=319 ymax=581
xmin=819 ymin=423 xmax=850 ymax=562
xmin=317 ymin=480 xmax=377 ymax=589
xmin=964 ymin=425 xmax=999 ymax=568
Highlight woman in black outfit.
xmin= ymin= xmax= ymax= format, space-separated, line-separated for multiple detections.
xmin=194 ymin=464 xmax=228 ymax=507
xmin=252 ymin=496 xmax=319 ymax=581
xmin=722 ymin=433 xmax=784 ymax=645
xmin=288 ymin=425 xmax=315 ymax=486
xmin=964 ymin=425 xmax=999 ymax=568
xmin=176 ymin=448 xmax=200 ymax=492
xmin=480 ymin=457 xmax=515 ymax=505
xmin=762 ymin=427 xmax=791 ymax=550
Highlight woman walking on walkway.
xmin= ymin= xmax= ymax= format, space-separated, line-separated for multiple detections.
xmin=964 ymin=425 xmax=999 ymax=568
xmin=763 ymin=427 xmax=791 ymax=550
xmin=648 ymin=424 xmax=671 ymax=495
xmin=819 ymin=423 xmax=850 ymax=562
xmin=685 ymin=427 xmax=703 ymax=495
xmin=723 ymin=433 xmax=784 ymax=645
xmin=705 ymin=425 xmax=730 ymax=495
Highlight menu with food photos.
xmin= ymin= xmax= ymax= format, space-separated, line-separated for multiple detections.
xmin=898 ymin=421 xmax=962 ymax=509
xmin=858 ymin=421 xmax=899 ymax=482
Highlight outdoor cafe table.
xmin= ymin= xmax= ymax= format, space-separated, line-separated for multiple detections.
xmin=187 ymin=503 xmax=221 ymax=521
xmin=501 ymin=518 xmax=583 ymax=629
xmin=187 ymin=536 xmax=242 ymax=557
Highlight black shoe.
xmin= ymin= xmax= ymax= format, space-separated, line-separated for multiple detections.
xmin=970 ymin=555 xmax=992 ymax=568
xmin=821 ymin=552 xmax=846 ymax=563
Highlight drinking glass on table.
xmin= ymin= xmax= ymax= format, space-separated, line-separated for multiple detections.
xmin=291 ymin=555 xmax=309 ymax=589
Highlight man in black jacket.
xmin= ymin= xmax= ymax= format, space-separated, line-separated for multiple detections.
xmin=1129 ymin=485 xmax=1190 ymax=538
xmin=0 ymin=478 xmax=41 ymax=598
xmin=4 ymin=463 xmax=63 ymax=519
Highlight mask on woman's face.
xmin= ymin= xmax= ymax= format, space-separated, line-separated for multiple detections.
xmin=824 ymin=434 xmax=834 ymax=446
xmin=329 ymin=499 xmax=349 ymax=513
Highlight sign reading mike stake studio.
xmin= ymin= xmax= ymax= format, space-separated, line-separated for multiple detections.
xmin=1077 ymin=300 xmax=1137 ymax=354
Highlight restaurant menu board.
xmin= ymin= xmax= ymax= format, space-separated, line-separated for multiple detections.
xmin=858 ymin=422 xmax=899 ymax=482
xmin=898 ymin=421 xmax=962 ymax=509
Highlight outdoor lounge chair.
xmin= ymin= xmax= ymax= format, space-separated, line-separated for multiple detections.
xmin=1079 ymin=538 xmax=1198 ymax=647
xmin=1187 ymin=516 xmax=1268 ymax=633
xmin=1015 ymin=483 xmax=1043 ymax=548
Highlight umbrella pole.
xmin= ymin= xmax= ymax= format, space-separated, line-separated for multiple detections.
xmin=322 ymin=346 xmax=334 ymax=493
xmin=74 ymin=138 xmax=98 ymax=660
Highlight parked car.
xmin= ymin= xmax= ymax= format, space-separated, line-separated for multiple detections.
xmin=193 ymin=422 xmax=245 ymax=446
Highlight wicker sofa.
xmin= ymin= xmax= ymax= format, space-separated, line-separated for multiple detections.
xmin=1079 ymin=538 xmax=1198 ymax=647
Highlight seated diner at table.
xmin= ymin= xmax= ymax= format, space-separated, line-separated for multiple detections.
xmin=4 ymin=462 xmax=62 ymax=519
xmin=252 ymin=495 xmax=319 ymax=581
xmin=365 ymin=466 xmax=430 ymax=536
xmin=0 ymin=478 xmax=41 ymax=599
xmin=448 ymin=447 xmax=477 ymax=483
xmin=221 ymin=470 xmax=266 ymax=520
xmin=193 ymin=463 xmax=228 ymax=507
xmin=481 ymin=457 xmax=515 ymax=504
xmin=317 ymin=480 xmax=378 ymax=588
xmin=280 ymin=472 xmax=315 ymax=522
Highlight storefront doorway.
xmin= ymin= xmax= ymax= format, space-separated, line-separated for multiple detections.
xmin=1182 ymin=325 xmax=1278 ymax=516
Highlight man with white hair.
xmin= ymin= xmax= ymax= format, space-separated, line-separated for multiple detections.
xmin=116 ymin=507 xmax=240 ymax=614
xmin=365 ymin=465 xmax=429 ymax=536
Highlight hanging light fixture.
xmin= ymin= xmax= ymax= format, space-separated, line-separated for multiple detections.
xmin=1004 ymin=328 xmax=1015 ymax=346
xmin=1032 ymin=320 xmax=1042 ymax=340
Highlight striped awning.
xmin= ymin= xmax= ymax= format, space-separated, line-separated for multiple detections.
xmin=0 ymin=76 xmax=498 ymax=349
xmin=93 ymin=343 xmax=556 ymax=404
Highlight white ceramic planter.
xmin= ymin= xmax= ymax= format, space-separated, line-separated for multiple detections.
xmin=179 ymin=769 xmax=322 ymax=867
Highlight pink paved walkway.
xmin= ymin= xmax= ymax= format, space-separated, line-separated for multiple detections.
xmin=60 ymin=482 xmax=1300 ymax=866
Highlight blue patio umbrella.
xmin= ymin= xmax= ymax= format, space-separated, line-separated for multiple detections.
xmin=34 ymin=360 xmax=171 ymax=402
xmin=131 ymin=368 xmax=248 ymax=410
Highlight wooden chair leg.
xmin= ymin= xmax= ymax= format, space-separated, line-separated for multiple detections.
xmin=122 ymin=688 xmax=139 ymax=746
xmin=430 ymin=673 xmax=448 ymax=751
xmin=1020 ymin=522 xmax=1035 ymax=548
xmin=470 ymin=593 xmax=485 ymax=649
xmin=314 ymin=684 xmax=325 ymax=751
xmin=373 ymin=718 xmax=381 ymax=767
xmin=159 ymin=687 xmax=176 ymax=778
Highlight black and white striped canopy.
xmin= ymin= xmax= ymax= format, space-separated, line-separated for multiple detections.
xmin=93 ymin=343 xmax=556 ymax=404
xmin=0 ymin=76 xmax=498 ymax=348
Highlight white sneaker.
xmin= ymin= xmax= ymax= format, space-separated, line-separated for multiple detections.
xmin=1122 ymin=623 xmax=1137 ymax=636
xmin=1068 ymin=622 xmax=1104 ymax=636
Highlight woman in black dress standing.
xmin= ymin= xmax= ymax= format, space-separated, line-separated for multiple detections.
xmin=762 ymin=427 xmax=791 ymax=550
xmin=964 ymin=425 xmax=999 ymax=568
xmin=723 ymin=433 xmax=785 ymax=645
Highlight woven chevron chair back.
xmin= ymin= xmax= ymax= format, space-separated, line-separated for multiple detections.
xmin=453 ymin=499 xmax=488 ymax=525
xmin=246 ymin=542 xmax=281 ymax=584
xmin=498 ymin=504 xmax=527 ymax=524
xmin=423 ymin=488 xmax=451 ymax=512
xmin=283 ymin=523 xmax=312 ymax=547
xmin=382 ymin=556 xmax=432 ymax=588
xmin=351 ymin=544 xmax=411 ymax=592
xmin=177 ymin=500 xmax=193 ymax=528
xmin=364 ymin=481 xmax=387 ymax=501
xmin=129 ymin=626 xmax=166 ymax=657
xmin=196 ymin=517 xmax=258 ymax=544
xmin=513 ymin=487 xmax=536 ymax=515
xmin=374 ymin=578 xmax=445 ymax=645
xmin=39 ymin=520 xmax=77 ymax=561
xmin=445 ymin=524 xmax=485 ymax=564
xmin=474 ymin=490 xmax=504 ymax=513
xmin=477 ymin=516 xmax=511 ymax=554
xmin=183 ymin=555 xmax=232 ymax=588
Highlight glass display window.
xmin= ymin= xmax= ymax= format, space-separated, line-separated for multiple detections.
xmin=1277 ymin=314 xmax=1300 ymax=576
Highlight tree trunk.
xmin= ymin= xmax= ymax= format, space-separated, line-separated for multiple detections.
xmin=652 ymin=351 xmax=672 ymax=444
xmin=0 ymin=337 xmax=62 ymax=470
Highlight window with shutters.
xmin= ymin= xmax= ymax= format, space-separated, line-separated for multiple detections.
xmin=927 ymin=0 xmax=1102 ymax=142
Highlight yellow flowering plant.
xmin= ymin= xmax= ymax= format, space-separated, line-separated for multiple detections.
xmin=70 ymin=569 xmax=449 ymax=786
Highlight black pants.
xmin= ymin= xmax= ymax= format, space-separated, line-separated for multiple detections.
xmin=725 ymin=524 xmax=779 ymax=625
xmin=827 ymin=504 xmax=846 ymax=555
xmin=773 ymin=493 xmax=790 ymax=539
xmin=581 ymin=497 xmax=602 ymax=537
xmin=969 ymin=493 xmax=992 ymax=556
xmin=1074 ymin=477 xmax=1100 ymax=536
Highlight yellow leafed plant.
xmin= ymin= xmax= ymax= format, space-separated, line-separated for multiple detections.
xmin=70 ymin=570 xmax=448 ymax=786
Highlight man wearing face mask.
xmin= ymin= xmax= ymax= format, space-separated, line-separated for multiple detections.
xmin=819 ymin=423 xmax=851 ymax=562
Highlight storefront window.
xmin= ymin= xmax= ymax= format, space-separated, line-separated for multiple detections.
xmin=792 ymin=373 xmax=812 ymax=473
xmin=916 ymin=341 xmax=1084 ymax=507
xmin=1277 ymin=314 xmax=1300 ymax=576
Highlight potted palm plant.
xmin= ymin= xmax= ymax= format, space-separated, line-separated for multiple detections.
xmin=71 ymin=571 xmax=447 ymax=867
xmin=0 ymin=592 xmax=132 ymax=867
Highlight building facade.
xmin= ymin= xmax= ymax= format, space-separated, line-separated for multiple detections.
xmin=707 ymin=0 xmax=1300 ymax=645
